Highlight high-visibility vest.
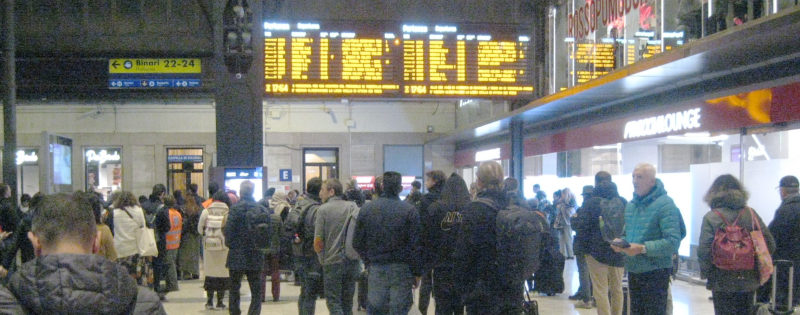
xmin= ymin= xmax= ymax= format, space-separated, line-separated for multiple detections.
xmin=166 ymin=208 xmax=183 ymax=250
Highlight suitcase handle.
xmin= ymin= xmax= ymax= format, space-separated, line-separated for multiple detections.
xmin=772 ymin=259 xmax=794 ymax=312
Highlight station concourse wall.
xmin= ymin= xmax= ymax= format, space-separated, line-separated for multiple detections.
xmin=1 ymin=100 xmax=456 ymax=198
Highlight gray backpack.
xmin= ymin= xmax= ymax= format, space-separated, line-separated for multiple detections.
xmin=341 ymin=202 xmax=361 ymax=261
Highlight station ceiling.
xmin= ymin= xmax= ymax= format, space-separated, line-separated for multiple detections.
xmin=432 ymin=8 xmax=800 ymax=150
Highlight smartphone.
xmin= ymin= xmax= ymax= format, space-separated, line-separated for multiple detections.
xmin=612 ymin=239 xmax=631 ymax=248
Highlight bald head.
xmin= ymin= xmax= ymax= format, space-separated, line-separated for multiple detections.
xmin=632 ymin=163 xmax=657 ymax=197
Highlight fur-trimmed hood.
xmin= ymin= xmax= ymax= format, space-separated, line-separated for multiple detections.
xmin=707 ymin=189 xmax=748 ymax=210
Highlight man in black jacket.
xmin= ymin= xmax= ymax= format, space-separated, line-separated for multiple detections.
xmin=354 ymin=172 xmax=421 ymax=315
xmin=417 ymin=170 xmax=445 ymax=314
xmin=572 ymin=179 xmax=627 ymax=315
xmin=225 ymin=180 xmax=269 ymax=315
xmin=0 ymin=193 xmax=165 ymax=314
xmin=768 ymin=175 xmax=800 ymax=307
xmin=295 ymin=177 xmax=323 ymax=315
xmin=455 ymin=161 xmax=518 ymax=314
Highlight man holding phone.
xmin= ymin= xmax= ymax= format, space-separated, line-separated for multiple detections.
xmin=611 ymin=164 xmax=684 ymax=315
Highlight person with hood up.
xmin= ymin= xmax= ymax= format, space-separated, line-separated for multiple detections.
xmin=698 ymin=174 xmax=775 ymax=315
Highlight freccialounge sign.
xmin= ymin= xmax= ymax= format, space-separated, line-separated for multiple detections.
xmin=568 ymin=0 xmax=647 ymax=39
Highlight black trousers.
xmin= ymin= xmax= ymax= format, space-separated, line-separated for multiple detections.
xmin=433 ymin=265 xmax=463 ymax=315
xmin=419 ymin=271 xmax=433 ymax=314
xmin=229 ymin=269 xmax=263 ymax=315
xmin=628 ymin=268 xmax=671 ymax=315
xmin=712 ymin=290 xmax=754 ymax=315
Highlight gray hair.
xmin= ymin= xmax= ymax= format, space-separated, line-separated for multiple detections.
xmin=240 ymin=180 xmax=255 ymax=198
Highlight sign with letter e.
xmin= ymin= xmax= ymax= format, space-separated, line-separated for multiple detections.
xmin=279 ymin=169 xmax=292 ymax=182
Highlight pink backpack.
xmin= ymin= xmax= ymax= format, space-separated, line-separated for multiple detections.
xmin=711 ymin=209 xmax=755 ymax=271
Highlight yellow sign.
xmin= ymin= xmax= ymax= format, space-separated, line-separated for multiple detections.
xmin=109 ymin=58 xmax=202 ymax=74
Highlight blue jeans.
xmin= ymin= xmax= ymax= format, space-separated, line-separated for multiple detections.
xmin=367 ymin=263 xmax=413 ymax=315
xmin=299 ymin=256 xmax=323 ymax=315
xmin=323 ymin=260 xmax=359 ymax=315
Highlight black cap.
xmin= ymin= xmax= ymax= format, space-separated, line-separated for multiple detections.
xmin=581 ymin=185 xmax=594 ymax=196
xmin=780 ymin=176 xmax=799 ymax=188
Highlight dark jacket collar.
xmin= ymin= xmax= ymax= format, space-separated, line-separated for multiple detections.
xmin=476 ymin=189 xmax=507 ymax=209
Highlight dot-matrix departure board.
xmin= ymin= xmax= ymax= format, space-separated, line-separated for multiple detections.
xmin=263 ymin=21 xmax=534 ymax=98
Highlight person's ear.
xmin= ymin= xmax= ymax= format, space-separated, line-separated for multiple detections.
xmin=92 ymin=230 xmax=101 ymax=254
xmin=28 ymin=231 xmax=42 ymax=257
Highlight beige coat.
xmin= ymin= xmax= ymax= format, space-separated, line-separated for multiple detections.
xmin=198 ymin=201 xmax=230 ymax=278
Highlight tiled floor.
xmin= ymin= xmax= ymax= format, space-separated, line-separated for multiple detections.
xmin=162 ymin=260 xmax=715 ymax=314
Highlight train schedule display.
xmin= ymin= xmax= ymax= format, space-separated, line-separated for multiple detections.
xmin=264 ymin=21 xmax=534 ymax=98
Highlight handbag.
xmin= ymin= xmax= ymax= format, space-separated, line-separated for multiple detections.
xmin=748 ymin=207 xmax=774 ymax=285
xmin=139 ymin=226 xmax=158 ymax=257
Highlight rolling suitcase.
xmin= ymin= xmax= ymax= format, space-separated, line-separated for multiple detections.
xmin=755 ymin=260 xmax=797 ymax=315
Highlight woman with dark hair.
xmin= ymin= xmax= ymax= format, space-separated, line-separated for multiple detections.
xmin=173 ymin=190 xmax=186 ymax=209
xmin=698 ymin=174 xmax=775 ymax=315
xmin=428 ymin=173 xmax=470 ymax=315
xmin=80 ymin=191 xmax=117 ymax=261
xmin=198 ymin=190 xmax=232 ymax=310
xmin=178 ymin=189 xmax=203 ymax=280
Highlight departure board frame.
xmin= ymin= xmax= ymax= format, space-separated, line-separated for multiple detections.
xmin=264 ymin=20 xmax=534 ymax=99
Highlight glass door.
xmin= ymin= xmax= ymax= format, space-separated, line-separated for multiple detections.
xmin=167 ymin=148 xmax=205 ymax=196
xmin=303 ymin=148 xmax=338 ymax=191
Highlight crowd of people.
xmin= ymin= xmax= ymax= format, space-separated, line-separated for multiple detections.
xmin=0 ymin=161 xmax=796 ymax=315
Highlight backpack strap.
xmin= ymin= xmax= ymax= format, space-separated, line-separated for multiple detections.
xmin=297 ymin=199 xmax=320 ymax=239
xmin=712 ymin=208 xmax=745 ymax=228
xmin=748 ymin=207 xmax=761 ymax=231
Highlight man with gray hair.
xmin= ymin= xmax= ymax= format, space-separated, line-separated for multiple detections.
xmin=611 ymin=163 xmax=684 ymax=315
xmin=767 ymin=175 xmax=800 ymax=307
xmin=225 ymin=180 xmax=270 ymax=315
xmin=314 ymin=178 xmax=360 ymax=315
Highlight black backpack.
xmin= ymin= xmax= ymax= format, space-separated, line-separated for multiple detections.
xmin=294 ymin=198 xmax=321 ymax=256
xmin=476 ymin=198 xmax=547 ymax=282
xmin=245 ymin=204 xmax=271 ymax=251
xmin=599 ymin=196 xmax=626 ymax=242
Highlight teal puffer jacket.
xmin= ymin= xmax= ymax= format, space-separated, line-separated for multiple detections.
xmin=623 ymin=179 xmax=684 ymax=274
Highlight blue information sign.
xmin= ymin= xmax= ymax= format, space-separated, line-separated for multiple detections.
xmin=279 ymin=169 xmax=292 ymax=182
xmin=108 ymin=79 xmax=201 ymax=89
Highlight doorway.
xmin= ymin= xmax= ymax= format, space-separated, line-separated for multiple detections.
xmin=167 ymin=148 xmax=205 ymax=197
xmin=303 ymin=148 xmax=338 ymax=191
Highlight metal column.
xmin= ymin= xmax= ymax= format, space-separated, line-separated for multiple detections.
xmin=2 ymin=0 xmax=17 ymax=201
xmin=510 ymin=117 xmax=524 ymax=193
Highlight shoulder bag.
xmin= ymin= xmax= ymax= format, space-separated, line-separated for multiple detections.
xmin=749 ymin=207 xmax=773 ymax=285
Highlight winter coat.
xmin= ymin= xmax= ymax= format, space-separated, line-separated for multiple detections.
xmin=113 ymin=206 xmax=147 ymax=259
xmin=623 ymin=179 xmax=684 ymax=274
xmin=198 ymin=201 xmax=230 ymax=278
xmin=224 ymin=196 xmax=267 ymax=271
xmin=454 ymin=189 xmax=506 ymax=305
xmin=353 ymin=195 xmax=421 ymax=275
xmin=572 ymin=184 xmax=626 ymax=267
xmin=0 ymin=254 xmax=165 ymax=314
xmin=418 ymin=185 xmax=443 ymax=272
xmin=698 ymin=189 xmax=775 ymax=292
xmin=768 ymin=194 xmax=800 ymax=264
